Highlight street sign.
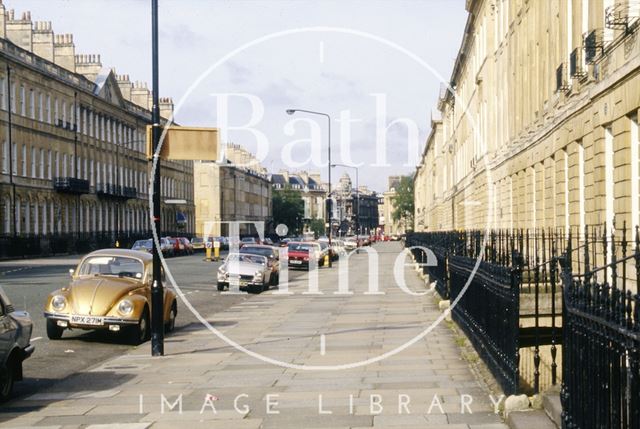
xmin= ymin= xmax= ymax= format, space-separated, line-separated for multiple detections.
xmin=146 ymin=126 xmax=219 ymax=160
xmin=205 ymin=241 xmax=213 ymax=249
xmin=275 ymin=223 xmax=288 ymax=237
xmin=213 ymin=241 xmax=221 ymax=248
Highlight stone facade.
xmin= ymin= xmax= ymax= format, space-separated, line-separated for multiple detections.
xmin=271 ymin=169 xmax=327 ymax=231
xmin=0 ymin=2 xmax=194 ymax=241
xmin=414 ymin=0 xmax=640 ymax=247
xmin=194 ymin=155 xmax=272 ymax=238
xmin=331 ymin=173 xmax=379 ymax=236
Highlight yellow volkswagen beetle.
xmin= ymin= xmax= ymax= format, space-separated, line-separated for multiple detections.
xmin=44 ymin=249 xmax=177 ymax=344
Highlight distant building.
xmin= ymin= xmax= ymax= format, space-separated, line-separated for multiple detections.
xmin=194 ymin=145 xmax=271 ymax=238
xmin=381 ymin=176 xmax=408 ymax=236
xmin=0 ymin=4 xmax=194 ymax=257
xmin=270 ymin=170 xmax=327 ymax=231
xmin=331 ymin=173 xmax=379 ymax=236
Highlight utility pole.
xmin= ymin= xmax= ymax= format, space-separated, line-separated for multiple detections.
xmin=150 ymin=0 xmax=164 ymax=357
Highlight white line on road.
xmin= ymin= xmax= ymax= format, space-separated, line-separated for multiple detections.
xmin=320 ymin=334 xmax=326 ymax=355
xmin=31 ymin=337 xmax=42 ymax=342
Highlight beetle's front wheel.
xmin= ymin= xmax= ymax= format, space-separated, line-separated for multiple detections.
xmin=128 ymin=309 xmax=150 ymax=345
xmin=46 ymin=319 xmax=64 ymax=340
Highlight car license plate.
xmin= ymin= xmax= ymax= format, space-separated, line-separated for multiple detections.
xmin=289 ymin=260 xmax=302 ymax=265
xmin=70 ymin=315 xmax=104 ymax=326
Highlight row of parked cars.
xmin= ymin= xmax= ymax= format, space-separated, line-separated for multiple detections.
xmin=215 ymin=234 xmax=376 ymax=294
xmin=131 ymin=237 xmax=195 ymax=257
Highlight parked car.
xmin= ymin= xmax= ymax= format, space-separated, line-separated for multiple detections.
xmin=0 ymin=287 xmax=34 ymax=402
xmin=191 ymin=237 xmax=205 ymax=252
xmin=177 ymin=237 xmax=194 ymax=255
xmin=344 ymin=236 xmax=358 ymax=251
xmin=318 ymin=241 xmax=332 ymax=263
xmin=44 ymin=249 xmax=178 ymax=344
xmin=217 ymin=253 xmax=272 ymax=293
xmin=215 ymin=236 xmax=230 ymax=250
xmin=358 ymin=235 xmax=371 ymax=246
xmin=318 ymin=238 xmax=342 ymax=260
xmin=279 ymin=238 xmax=291 ymax=247
xmin=287 ymin=241 xmax=323 ymax=270
xmin=132 ymin=239 xmax=153 ymax=253
xmin=240 ymin=237 xmax=259 ymax=246
xmin=240 ymin=244 xmax=280 ymax=286
xmin=165 ymin=237 xmax=185 ymax=255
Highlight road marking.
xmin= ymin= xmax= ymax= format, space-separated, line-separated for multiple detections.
xmin=319 ymin=40 xmax=325 ymax=63
xmin=320 ymin=334 xmax=326 ymax=355
xmin=31 ymin=337 xmax=42 ymax=342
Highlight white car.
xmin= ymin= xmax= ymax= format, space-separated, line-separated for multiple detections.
xmin=217 ymin=253 xmax=272 ymax=294
xmin=344 ymin=237 xmax=358 ymax=251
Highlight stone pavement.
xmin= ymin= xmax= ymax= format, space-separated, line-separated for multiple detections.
xmin=0 ymin=242 xmax=507 ymax=428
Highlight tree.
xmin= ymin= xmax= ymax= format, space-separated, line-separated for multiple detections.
xmin=272 ymin=188 xmax=305 ymax=235
xmin=392 ymin=176 xmax=414 ymax=232
xmin=308 ymin=219 xmax=326 ymax=239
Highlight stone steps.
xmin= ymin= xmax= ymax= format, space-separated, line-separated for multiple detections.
xmin=506 ymin=391 xmax=561 ymax=429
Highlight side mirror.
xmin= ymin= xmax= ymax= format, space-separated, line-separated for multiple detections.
xmin=69 ymin=268 xmax=75 ymax=277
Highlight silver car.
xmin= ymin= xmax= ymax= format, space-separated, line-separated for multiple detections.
xmin=0 ymin=286 xmax=34 ymax=401
xmin=217 ymin=253 xmax=272 ymax=294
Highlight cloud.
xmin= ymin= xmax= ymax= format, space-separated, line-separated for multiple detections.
xmin=225 ymin=61 xmax=253 ymax=85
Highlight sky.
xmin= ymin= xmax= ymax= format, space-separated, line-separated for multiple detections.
xmin=14 ymin=0 xmax=468 ymax=193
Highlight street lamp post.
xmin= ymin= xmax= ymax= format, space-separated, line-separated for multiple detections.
xmin=150 ymin=0 xmax=164 ymax=357
xmin=331 ymin=164 xmax=358 ymax=236
xmin=286 ymin=109 xmax=332 ymax=267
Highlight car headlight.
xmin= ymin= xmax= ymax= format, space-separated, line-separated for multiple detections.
xmin=118 ymin=299 xmax=134 ymax=316
xmin=253 ymin=271 xmax=263 ymax=281
xmin=51 ymin=295 xmax=66 ymax=311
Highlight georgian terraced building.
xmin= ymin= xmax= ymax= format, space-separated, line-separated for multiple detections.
xmin=0 ymin=3 xmax=194 ymax=254
xmin=415 ymin=0 xmax=640 ymax=241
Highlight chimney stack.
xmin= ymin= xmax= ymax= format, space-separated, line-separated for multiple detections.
xmin=32 ymin=21 xmax=54 ymax=62
xmin=53 ymin=33 xmax=75 ymax=72
xmin=6 ymin=8 xmax=33 ymax=51
xmin=74 ymin=53 xmax=102 ymax=81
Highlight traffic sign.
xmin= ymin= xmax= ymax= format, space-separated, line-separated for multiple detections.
xmin=205 ymin=241 xmax=213 ymax=249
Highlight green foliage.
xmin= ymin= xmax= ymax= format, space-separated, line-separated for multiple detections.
xmin=308 ymin=219 xmax=326 ymax=239
xmin=272 ymin=188 xmax=305 ymax=235
xmin=391 ymin=175 xmax=414 ymax=231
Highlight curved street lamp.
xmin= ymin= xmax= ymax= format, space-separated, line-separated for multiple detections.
xmin=285 ymin=108 xmax=332 ymax=267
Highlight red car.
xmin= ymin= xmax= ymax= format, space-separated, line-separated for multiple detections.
xmin=164 ymin=237 xmax=185 ymax=256
xmin=287 ymin=242 xmax=322 ymax=270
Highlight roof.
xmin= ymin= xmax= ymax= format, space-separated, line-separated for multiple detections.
xmin=87 ymin=248 xmax=153 ymax=262
xmin=271 ymin=174 xmax=287 ymax=185
xmin=288 ymin=176 xmax=304 ymax=187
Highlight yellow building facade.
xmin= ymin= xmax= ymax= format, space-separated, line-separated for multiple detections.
xmin=415 ymin=0 xmax=640 ymax=241
xmin=0 ymin=4 xmax=194 ymax=243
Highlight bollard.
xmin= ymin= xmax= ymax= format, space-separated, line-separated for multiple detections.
xmin=214 ymin=246 xmax=220 ymax=261
xmin=205 ymin=247 xmax=212 ymax=261
xmin=324 ymin=254 xmax=329 ymax=267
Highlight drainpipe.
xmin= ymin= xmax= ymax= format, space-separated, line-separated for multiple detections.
xmin=6 ymin=65 xmax=16 ymax=237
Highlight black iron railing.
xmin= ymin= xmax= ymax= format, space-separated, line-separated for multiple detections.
xmin=406 ymin=229 xmax=564 ymax=395
xmin=560 ymin=224 xmax=640 ymax=429
xmin=53 ymin=177 xmax=90 ymax=194
xmin=96 ymin=183 xmax=137 ymax=199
